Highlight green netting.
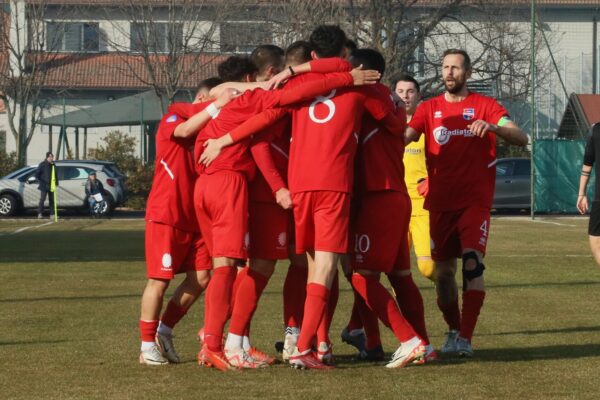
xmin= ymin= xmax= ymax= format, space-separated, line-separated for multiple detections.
xmin=533 ymin=139 xmax=595 ymax=213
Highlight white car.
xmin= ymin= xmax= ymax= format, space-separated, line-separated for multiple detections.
xmin=0 ymin=160 xmax=127 ymax=217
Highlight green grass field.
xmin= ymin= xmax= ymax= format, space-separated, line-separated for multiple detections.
xmin=1 ymin=217 xmax=600 ymax=399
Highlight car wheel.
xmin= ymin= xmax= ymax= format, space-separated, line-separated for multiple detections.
xmin=0 ymin=194 xmax=18 ymax=216
xmin=100 ymin=192 xmax=114 ymax=216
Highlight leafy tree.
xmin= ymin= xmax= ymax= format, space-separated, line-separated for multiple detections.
xmin=88 ymin=130 xmax=153 ymax=208
xmin=0 ymin=151 xmax=18 ymax=177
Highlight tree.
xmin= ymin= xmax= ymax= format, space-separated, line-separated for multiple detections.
xmin=88 ymin=130 xmax=153 ymax=207
xmin=0 ymin=0 xmax=65 ymax=166
xmin=103 ymin=0 xmax=231 ymax=112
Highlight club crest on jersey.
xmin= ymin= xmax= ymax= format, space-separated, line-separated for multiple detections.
xmin=166 ymin=114 xmax=177 ymax=123
xmin=463 ymin=108 xmax=475 ymax=121
xmin=434 ymin=111 xmax=442 ymax=119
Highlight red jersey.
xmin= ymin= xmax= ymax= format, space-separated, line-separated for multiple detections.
xmin=284 ymin=74 xmax=392 ymax=194
xmin=408 ymin=91 xmax=509 ymax=211
xmin=356 ymin=84 xmax=408 ymax=195
xmin=194 ymin=89 xmax=283 ymax=178
xmin=249 ymin=115 xmax=291 ymax=203
xmin=146 ymin=102 xmax=208 ymax=232
xmin=194 ymin=72 xmax=354 ymax=178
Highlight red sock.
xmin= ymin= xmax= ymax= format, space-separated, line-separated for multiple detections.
xmin=437 ymin=297 xmax=461 ymax=331
xmin=204 ymin=266 xmax=237 ymax=351
xmin=356 ymin=294 xmax=381 ymax=349
xmin=351 ymin=274 xmax=417 ymax=343
xmin=228 ymin=266 xmax=248 ymax=320
xmin=460 ymin=290 xmax=486 ymax=341
xmin=296 ymin=283 xmax=329 ymax=352
xmin=228 ymin=269 xmax=270 ymax=336
xmin=317 ymin=272 xmax=338 ymax=344
xmin=139 ymin=320 xmax=159 ymax=342
xmin=160 ymin=301 xmax=188 ymax=330
xmin=388 ymin=274 xmax=430 ymax=344
xmin=346 ymin=291 xmax=364 ymax=331
xmin=283 ymin=264 xmax=308 ymax=328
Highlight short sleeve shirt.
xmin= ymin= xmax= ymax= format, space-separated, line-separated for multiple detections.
xmin=408 ymin=92 xmax=509 ymax=211
xmin=146 ymin=102 xmax=209 ymax=232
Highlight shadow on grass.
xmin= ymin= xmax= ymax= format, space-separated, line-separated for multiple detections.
xmin=474 ymin=343 xmax=600 ymax=362
xmin=480 ymin=325 xmax=600 ymax=337
xmin=0 ymin=339 xmax=71 ymax=346
xmin=0 ymin=230 xmax=143 ymax=263
xmin=0 ymin=293 xmax=138 ymax=303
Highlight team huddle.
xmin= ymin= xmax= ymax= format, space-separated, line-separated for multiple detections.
xmin=138 ymin=25 xmax=528 ymax=371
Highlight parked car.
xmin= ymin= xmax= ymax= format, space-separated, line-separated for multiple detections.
xmin=493 ymin=157 xmax=531 ymax=210
xmin=0 ymin=160 xmax=127 ymax=217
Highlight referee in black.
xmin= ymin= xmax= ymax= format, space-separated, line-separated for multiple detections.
xmin=577 ymin=122 xmax=600 ymax=265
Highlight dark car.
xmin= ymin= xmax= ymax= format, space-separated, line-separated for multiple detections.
xmin=493 ymin=157 xmax=531 ymax=210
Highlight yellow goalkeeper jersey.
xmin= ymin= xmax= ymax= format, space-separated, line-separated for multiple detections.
xmin=403 ymin=134 xmax=428 ymax=200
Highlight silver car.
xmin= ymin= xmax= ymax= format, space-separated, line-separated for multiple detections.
xmin=0 ymin=160 xmax=127 ymax=217
xmin=493 ymin=157 xmax=531 ymax=210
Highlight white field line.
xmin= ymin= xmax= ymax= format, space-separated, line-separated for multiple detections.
xmin=528 ymin=220 xmax=577 ymax=227
xmin=493 ymin=217 xmax=578 ymax=227
xmin=0 ymin=221 xmax=54 ymax=237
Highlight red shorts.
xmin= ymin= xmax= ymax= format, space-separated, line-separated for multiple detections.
xmin=145 ymin=221 xmax=211 ymax=279
xmin=293 ymin=191 xmax=350 ymax=254
xmin=249 ymin=201 xmax=290 ymax=260
xmin=351 ymin=191 xmax=411 ymax=273
xmin=194 ymin=171 xmax=249 ymax=260
xmin=429 ymin=206 xmax=491 ymax=261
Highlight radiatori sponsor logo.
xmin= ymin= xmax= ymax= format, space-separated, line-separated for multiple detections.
xmin=433 ymin=126 xmax=473 ymax=145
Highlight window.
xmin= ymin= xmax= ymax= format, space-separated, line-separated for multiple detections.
xmin=130 ymin=22 xmax=183 ymax=53
xmin=396 ymin=27 xmax=425 ymax=77
xmin=46 ymin=22 xmax=100 ymax=52
xmin=496 ymin=161 xmax=514 ymax=177
xmin=220 ymin=22 xmax=271 ymax=54
xmin=56 ymin=166 xmax=92 ymax=180
xmin=514 ymin=159 xmax=531 ymax=176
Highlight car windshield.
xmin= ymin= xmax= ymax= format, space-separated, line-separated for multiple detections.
xmin=2 ymin=166 xmax=35 ymax=179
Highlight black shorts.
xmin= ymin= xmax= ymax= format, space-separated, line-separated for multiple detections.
xmin=589 ymin=201 xmax=600 ymax=236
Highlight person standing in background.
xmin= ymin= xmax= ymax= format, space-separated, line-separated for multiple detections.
xmin=577 ymin=122 xmax=600 ymax=266
xmin=35 ymin=152 xmax=57 ymax=219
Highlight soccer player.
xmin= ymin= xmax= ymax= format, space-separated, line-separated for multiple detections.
xmin=201 ymin=26 xmax=414 ymax=369
xmin=577 ymin=123 xmax=600 ymax=266
xmin=406 ymin=49 xmax=528 ymax=357
xmin=279 ymin=41 xmax=312 ymax=361
xmin=192 ymin=55 xmax=381 ymax=371
xmin=224 ymin=44 xmax=288 ymax=365
xmin=138 ymin=77 xmax=230 ymax=366
xmin=349 ymin=48 xmax=429 ymax=368
xmin=395 ymin=74 xmax=435 ymax=281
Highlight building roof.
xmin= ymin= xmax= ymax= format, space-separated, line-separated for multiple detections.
xmin=557 ymin=94 xmax=600 ymax=139
xmin=37 ymin=89 xmax=166 ymax=127
xmin=23 ymin=52 xmax=224 ymax=90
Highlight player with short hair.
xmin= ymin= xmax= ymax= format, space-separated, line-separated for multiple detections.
xmin=577 ymin=123 xmax=600 ymax=265
xmin=223 ymin=44 xmax=288 ymax=365
xmin=394 ymin=73 xmax=436 ymax=281
xmin=138 ymin=77 xmax=229 ymax=366
xmin=348 ymin=48 xmax=429 ymax=368
xmin=406 ymin=49 xmax=528 ymax=357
